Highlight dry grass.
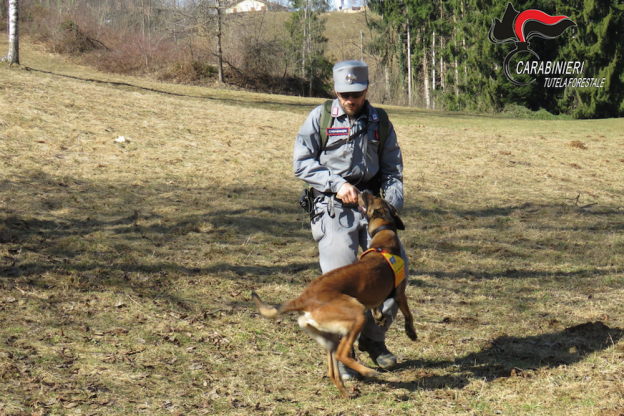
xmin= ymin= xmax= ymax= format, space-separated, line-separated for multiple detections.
xmin=1 ymin=38 xmax=624 ymax=415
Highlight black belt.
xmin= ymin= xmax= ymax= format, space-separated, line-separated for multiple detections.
xmin=310 ymin=188 xmax=333 ymax=199
xmin=310 ymin=184 xmax=380 ymax=209
xmin=309 ymin=188 xmax=356 ymax=208
xmin=310 ymin=180 xmax=381 ymax=200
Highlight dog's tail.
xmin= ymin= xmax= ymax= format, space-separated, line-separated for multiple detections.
xmin=251 ymin=291 xmax=305 ymax=319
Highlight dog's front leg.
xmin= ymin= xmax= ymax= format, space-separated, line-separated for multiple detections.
xmin=395 ymin=282 xmax=418 ymax=341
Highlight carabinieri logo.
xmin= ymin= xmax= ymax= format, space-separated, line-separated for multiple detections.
xmin=489 ymin=3 xmax=577 ymax=86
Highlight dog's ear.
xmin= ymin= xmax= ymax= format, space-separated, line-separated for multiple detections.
xmin=394 ymin=214 xmax=405 ymax=230
xmin=387 ymin=203 xmax=405 ymax=230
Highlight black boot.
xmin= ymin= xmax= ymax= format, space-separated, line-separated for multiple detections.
xmin=358 ymin=335 xmax=397 ymax=369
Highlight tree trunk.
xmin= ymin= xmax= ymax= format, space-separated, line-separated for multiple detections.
xmin=440 ymin=34 xmax=444 ymax=92
xmin=463 ymin=36 xmax=467 ymax=82
xmin=454 ymin=57 xmax=459 ymax=96
xmin=461 ymin=0 xmax=467 ymax=83
xmin=142 ymin=0 xmax=146 ymax=39
xmin=141 ymin=0 xmax=152 ymax=69
xmin=216 ymin=0 xmax=224 ymax=83
xmin=308 ymin=3 xmax=313 ymax=96
xmin=4 ymin=0 xmax=19 ymax=65
xmin=432 ymin=31 xmax=436 ymax=91
xmin=385 ymin=65 xmax=390 ymax=102
xmin=398 ymin=31 xmax=404 ymax=101
xmin=407 ymin=19 xmax=412 ymax=106
xmin=360 ymin=30 xmax=363 ymax=61
xmin=431 ymin=30 xmax=436 ymax=109
xmin=454 ymin=9 xmax=459 ymax=96
xmin=423 ymin=45 xmax=430 ymax=109
xmin=439 ymin=2 xmax=444 ymax=92
xmin=302 ymin=1 xmax=307 ymax=81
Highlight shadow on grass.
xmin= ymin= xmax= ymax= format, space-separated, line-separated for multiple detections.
xmin=0 ymin=170 xmax=307 ymax=239
xmin=380 ymin=321 xmax=622 ymax=391
xmin=1 ymin=169 xmax=622 ymax=296
xmin=0 ymin=169 xmax=320 ymax=305
xmin=411 ymin=267 xmax=612 ymax=281
xmin=402 ymin=202 xmax=623 ymax=222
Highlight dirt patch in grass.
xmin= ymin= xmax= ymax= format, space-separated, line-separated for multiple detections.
xmin=569 ymin=140 xmax=588 ymax=150
xmin=1 ymin=38 xmax=623 ymax=415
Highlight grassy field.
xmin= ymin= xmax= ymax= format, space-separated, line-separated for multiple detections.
xmin=1 ymin=38 xmax=624 ymax=416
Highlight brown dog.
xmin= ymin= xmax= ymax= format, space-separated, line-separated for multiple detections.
xmin=251 ymin=191 xmax=418 ymax=398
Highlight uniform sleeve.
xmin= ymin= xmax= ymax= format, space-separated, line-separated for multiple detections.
xmin=379 ymin=122 xmax=404 ymax=212
xmin=293 ymin=106 xmax=348 ymax=193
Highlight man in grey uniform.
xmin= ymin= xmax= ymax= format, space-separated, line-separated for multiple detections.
xmin=293 ymin=60 xmax=408 ymax=379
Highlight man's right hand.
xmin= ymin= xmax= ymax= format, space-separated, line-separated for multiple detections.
xmin=337 ymin=183 xmax=360 ymax=205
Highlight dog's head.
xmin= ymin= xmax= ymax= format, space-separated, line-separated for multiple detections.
xmin=357 ymin=190 xmax=405 ymax=232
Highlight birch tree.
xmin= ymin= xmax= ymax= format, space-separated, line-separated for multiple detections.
xmin=169 ymin=0 xmax=227 ymax=83
xmin=3 ymin=0 xmax=19 ymax=65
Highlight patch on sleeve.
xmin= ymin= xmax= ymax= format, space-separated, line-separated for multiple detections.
xmin=371 ymin=110 xmax=379 ymax=122
xmin=326 ymin=127 xmax=350 ymax=136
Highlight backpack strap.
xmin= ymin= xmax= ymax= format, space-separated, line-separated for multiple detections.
xmin=375 ymin=107 xmax=390 ymax=160
xmin=366 ymin=106 xmax=390 ymax=197
xmin=320 ymin=101 xmax=389 ymax=152
xmin=317 ymin=100 xmax=390 ymax=167
xmin=319 ymin=99 xmax=334 ymax=154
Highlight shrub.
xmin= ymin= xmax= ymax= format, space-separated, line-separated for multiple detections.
xmin=158 ymin=60 xmax=218 ymax=83
xmin=500 ymin=104 xmax=573 ymax=120
xmin=51 ymin=19 xmax=102 ymax=55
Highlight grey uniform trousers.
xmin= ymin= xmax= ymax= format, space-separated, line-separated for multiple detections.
xmin=311 ymin=198 xmax=408 ymax=342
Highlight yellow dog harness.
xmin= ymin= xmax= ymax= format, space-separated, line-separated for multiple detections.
xmin=359 ymin=248 xmax=405 ymax=288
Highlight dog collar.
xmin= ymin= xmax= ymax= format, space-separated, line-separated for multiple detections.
xmin=360 ymin=248 xmax=405 ymax=288
xmin=369 ymin=224 xmax=396 ymax=238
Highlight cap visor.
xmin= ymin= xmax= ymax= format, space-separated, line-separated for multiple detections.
xmin=334 ymin=82 xmax=367 ymax=93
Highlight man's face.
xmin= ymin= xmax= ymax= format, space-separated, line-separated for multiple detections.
xmin=336 ymin=88 xmax=368 ymax=118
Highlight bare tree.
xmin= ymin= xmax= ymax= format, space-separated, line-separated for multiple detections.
xmin=168 ymin=0 xmax=228 ymax=83
xmin=215 ymin=0 xmax=223 ymax=82
xmin=2 ymin=0 xmax=19 ymax=65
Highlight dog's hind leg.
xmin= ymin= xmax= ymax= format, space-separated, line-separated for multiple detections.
xmin=299 ymin=318 xmax=353 ymax=398
xmin=334 ymin=303 xmax=381 ymax=378
xmin=327 ymin=349 xmax=354 ymax=399
xmin=326 ymin=349 xmax=335 ymax=380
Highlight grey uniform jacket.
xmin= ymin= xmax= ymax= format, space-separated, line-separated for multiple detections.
xmin=293 ymin=99 xmax=404 ymax=212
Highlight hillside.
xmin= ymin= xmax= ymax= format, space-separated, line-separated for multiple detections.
xmin=256 ymin=11 xmax=371 ymax=63
xmin=1 ymin=38 xmax=624 ymax=415
xmin=323 ymin=11 xmax=371 ymax=62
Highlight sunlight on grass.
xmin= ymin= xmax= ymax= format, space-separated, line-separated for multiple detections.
xmin=0 ymin=38 xmax=623 ymax=415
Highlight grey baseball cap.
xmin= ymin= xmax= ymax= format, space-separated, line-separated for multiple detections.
xmin=333 ymin=60 xmax=368 ymax=93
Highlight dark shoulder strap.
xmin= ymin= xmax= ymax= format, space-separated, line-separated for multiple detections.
xmin=319 ymin=100 xmax=334 ymax=151
xmin=375 ymin=107 xmax=390 ymax=160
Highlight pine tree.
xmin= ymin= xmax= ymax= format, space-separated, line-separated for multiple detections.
xmin=365 ymin=0 xmax=406 ymax=103
xmin=367 ymin=0 xmax=624 ymax=118
xmin=556 ymin=0 xmax=624 ymax=118
xmin=285 ymin=0 xmax=332 ymax=96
